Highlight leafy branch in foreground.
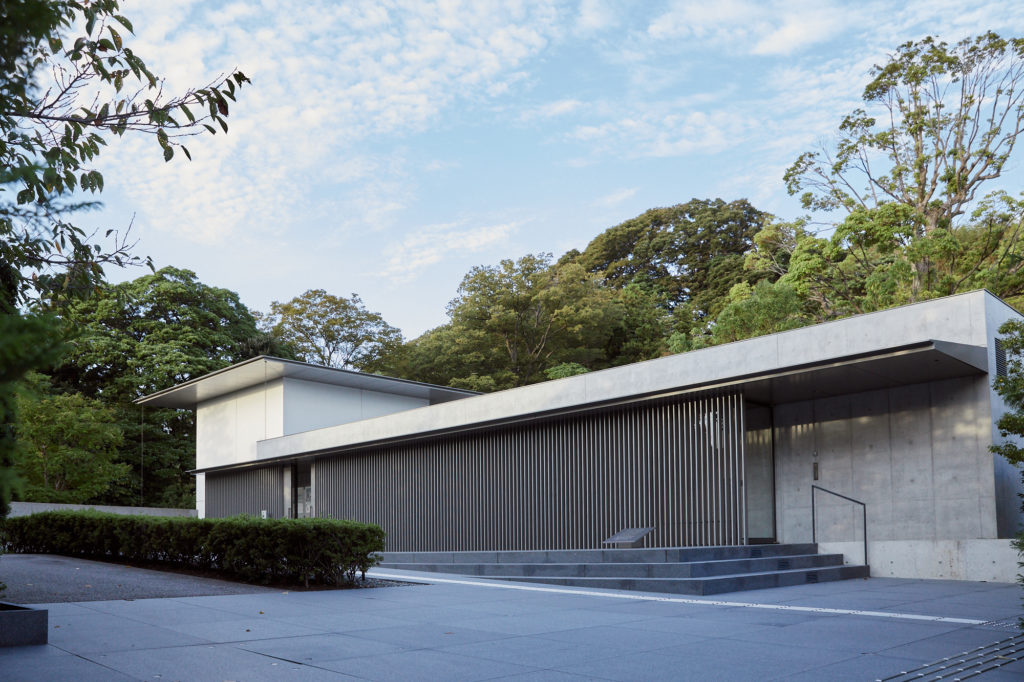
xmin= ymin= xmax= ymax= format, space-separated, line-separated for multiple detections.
xmin=0 ymin=0 xmax=249 ymax=308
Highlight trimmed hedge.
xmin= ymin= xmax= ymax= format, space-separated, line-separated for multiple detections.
xmin=0 ymin=511 xmax=385 ymax=586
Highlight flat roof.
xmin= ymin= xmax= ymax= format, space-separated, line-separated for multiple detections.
xmin=188 ymin=290 xmax=1009 ymax=474
xmin=135 ymin=356 xmax=478 ymax=409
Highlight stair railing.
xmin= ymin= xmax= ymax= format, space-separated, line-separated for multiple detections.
xmin=811 ymin=485 xmax=868 ymax=568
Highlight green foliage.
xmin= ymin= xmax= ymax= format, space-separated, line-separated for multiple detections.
xmin=544 ymin=362 xmax=590 ymax=380
xmin=989 ymin=319 xmax=1024 ymax=593
xmin=260 ymin=290 xmax=402 ymax=370
xmin=0 ymin=314 xmax=67 ymax=517
xmin=0 ymin=511 xmax=386 ymax=585
xmin=384 ymin=254 xmax=633 ymax=390
xmin=603 ymin=283 xmax=671 ymax=365
xmin=709 ymin=280 xmax=808 ymax=345
xmin=571 ymin=198 xmax=769 ymax=331
xmin=784 ymin=32 xmax=1024 ymax=307
xmin=0 ymin=0 xmax=248 ymax=308
xmin=45 ymin=267 xmax=260 ymax=506
xmin=786 ymin=33 xmax=1024 ymax=236
xmin=748 ymin=195 xmax=1024 ymax=322
xmin=1 ymin=0 xmax=249 ymax=516
xmin=14 ymin=375 xmax=128 ymax=502
xmin=991 ymin=319 xmax=1024 ymax=468
xmin=445 ymin=254 xmax=622 ymax=389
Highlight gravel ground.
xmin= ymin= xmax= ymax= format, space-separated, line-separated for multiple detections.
xmin=0 ymin=554 xmax=401 ymax=604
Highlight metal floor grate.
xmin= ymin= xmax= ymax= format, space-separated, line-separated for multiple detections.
xmin=878 ymin=632 xmax=1024 ymax=681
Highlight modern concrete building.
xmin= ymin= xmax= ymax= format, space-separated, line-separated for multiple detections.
xmin=138 ymin=290 xmax=1024 ymax=582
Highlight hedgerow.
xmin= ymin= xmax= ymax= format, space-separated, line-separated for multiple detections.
xmin=0 ymin=511 xmax=385 ymax=586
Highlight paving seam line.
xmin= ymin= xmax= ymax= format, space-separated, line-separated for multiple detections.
xmin=369 ymin=572 xmax=987 ymax=625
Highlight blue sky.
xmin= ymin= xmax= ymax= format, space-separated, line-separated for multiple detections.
xmin=91 ymin=0 xmax=1024 ymax=338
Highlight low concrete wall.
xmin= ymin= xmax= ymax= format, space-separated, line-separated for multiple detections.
xmin=819 ymin=539 xmax=1021 ymax=583
xmin=6 ymin=502 xmax=196 ymax=518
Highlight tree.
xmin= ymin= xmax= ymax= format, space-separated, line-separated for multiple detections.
xmin=746 ymin=195 xmax=1024 ymax=320
xmin=260 ymin=290 xmax=403 ymax=371
xmin=708 ymin=280 xmax=808 ymax=345
xmin=570 ymin=198 xmax=769 ymax=332
xmin=989 ymin=319 xmax=1024 ymax=587
xmin=15 ymin=375 xmax=128 ymax=503
xmin=0 ymin=314 xmax=65 ymax=516
xmin=0 ymin=0 xmax=247 ymax=515
xmin=444 ymin=254 xmax=621 ymax=389
xmin=1 ymin=0 xmax=247 ymax=308
xmin=785 ymin=33 xmax=1024 ymax=297
xmin=46 ymin=267 xmax=260 ymax=506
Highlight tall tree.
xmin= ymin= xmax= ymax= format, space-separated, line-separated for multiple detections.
xmin=570 ymin=198 xmax=769 ymax=333
xmin=47 ymin=267 xmax=260 ymax=506
xmin=444 ymin=254 xmax=621 ymax=390
xmin=1 ymin=0 xmax=247 ymax=309
xmin=260 ymin=290 xmax=403 ymax=371
xmin=0 ymin=0 xmax=247 ymax=514
xmin=15 ymin=375 xmax=128 ymax=503
xmin=785 ymin=33 xmax=1024 ymax=298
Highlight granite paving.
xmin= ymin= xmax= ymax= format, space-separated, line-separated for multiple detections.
xmin=1 ymin=557 xmax=1022 ymax=681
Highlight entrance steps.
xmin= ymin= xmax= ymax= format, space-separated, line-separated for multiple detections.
xmin=378 ymin=543 xmax=869 ymax=596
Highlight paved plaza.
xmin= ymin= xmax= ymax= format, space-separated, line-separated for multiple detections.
xmin=1 ymin=555 xmax=1022 ymax=681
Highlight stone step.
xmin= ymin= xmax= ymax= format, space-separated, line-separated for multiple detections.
xmin=487 ymin=564 xmax=871 ymax=596
xmin=379 ymin=553 xmax=844 ymax=579
xmin=380 ymin=543 xmax=819 ymax=566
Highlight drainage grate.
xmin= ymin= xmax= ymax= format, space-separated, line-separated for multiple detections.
xmin=878 ymin=632 xmax=1024 ymax=681
xmin=805 ymin=572 xmax=818 ymax=583
xmin=778 ymin=559 xmax=791 ymax=570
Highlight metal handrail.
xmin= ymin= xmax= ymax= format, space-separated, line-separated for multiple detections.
xmin=811 ymin=485 xmax=868 ymax=568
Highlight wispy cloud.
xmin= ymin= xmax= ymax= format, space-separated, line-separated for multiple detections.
xmin=101 ymin=1 xmax=565 ymax=244
xmin=594 ymin=187 xmax=637 ymax=207
xmin=646 ymin=0 xmax=849 ymax=56
xmin=520 ymin=98 xmax=583 ymax=121
xmin=380 ymin=221 xmax=518 ymax=283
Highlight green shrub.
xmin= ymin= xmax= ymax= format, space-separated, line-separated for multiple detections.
xmin=0 ymin=511 xmax=385 ymax=586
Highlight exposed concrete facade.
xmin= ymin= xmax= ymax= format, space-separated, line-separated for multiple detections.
xmin=139 ymin=290 xmax=1024 ymax=580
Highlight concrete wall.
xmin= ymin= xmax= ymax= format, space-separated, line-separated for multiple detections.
xmin=282 ymin=378 xmax=427 ymax=435
xmin=774 ymin=376 xmax=998 ymax=548
xmin=195 ymin=473 xmax=206 ymax=519
xmin=196 ymin=379 xmax=284 ymax=471
xmin=819 ymin=539 xmax=1019 ymax=583
xmin=7 ymin=502 xmax=196 ymax=518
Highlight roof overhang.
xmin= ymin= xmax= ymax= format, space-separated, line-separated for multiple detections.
xmin=192 ymin=339 xmax=988 ymax=475
xmin=135 ymin=356 xmax=477 ymax=409
xmin=733 ymin=339 xmax=987 ymax=405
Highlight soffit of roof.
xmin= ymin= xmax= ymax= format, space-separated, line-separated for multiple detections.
xmin=135 ymin=356 xmax=476 ymax=409
xmin=738 ymin=340 xmax=986 ymax=405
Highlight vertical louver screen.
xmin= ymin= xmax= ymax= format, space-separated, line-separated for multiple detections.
xmin=995 ymin=338 xmax=1007 ymax=377
xmin=314 ymin=391 xmax=746 ymax=552
xmin=205 ymin=466 xmax=284 ymax=519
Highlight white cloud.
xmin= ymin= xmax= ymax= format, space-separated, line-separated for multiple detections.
xmin=568 ymin=106 xmax=754 ymax=158
xmin=594 ymin=187 xmax=637 ymax=207
xmin=425 ymin=159 xmax=461 ymax=172
xmin=520 ymin=98 xmax=583 ymax=121
xmin=101 ymin=0 xmax=565 ymax=245
xmin=381 ymin=221 xmax=517 ymax=283
xmin=576 ymin=0 xmax=619 ymax=34
xmin=646 ymin=0 xmax=849 ymax=56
